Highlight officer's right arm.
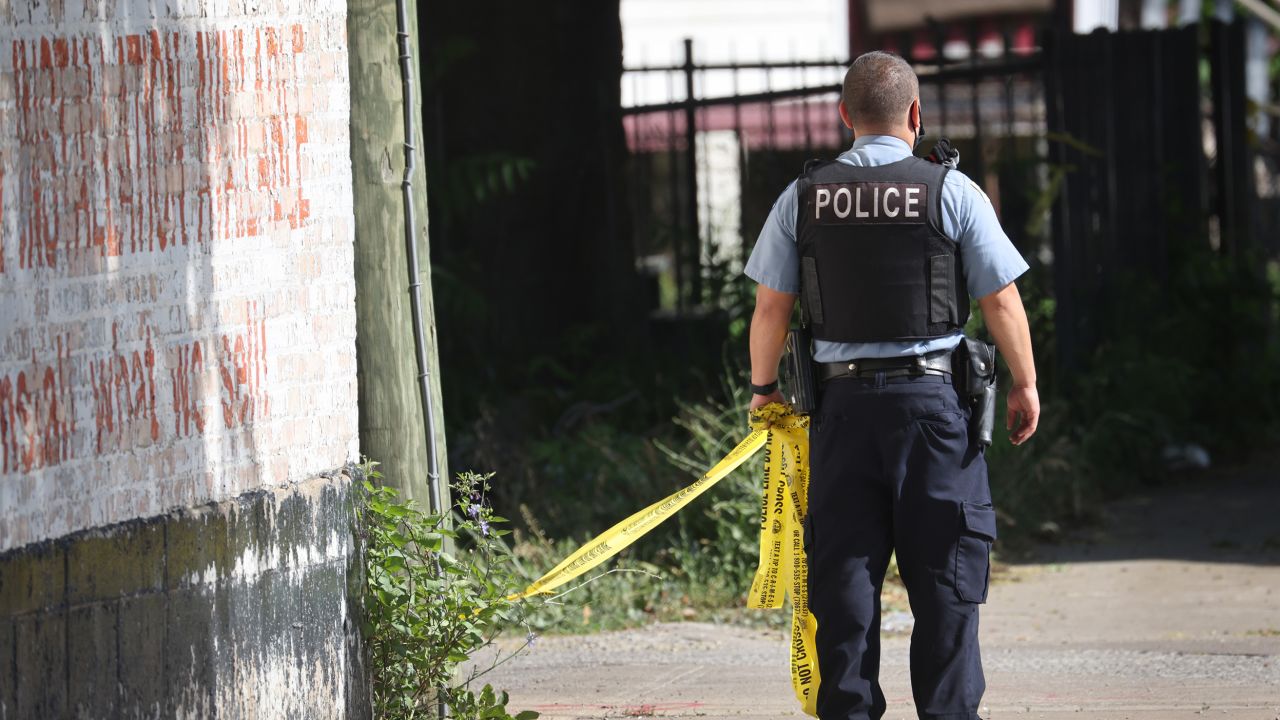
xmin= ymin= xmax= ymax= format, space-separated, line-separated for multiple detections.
xmin=744 ymin=181 xmax=801 ymax=411
xmin=749 ymin=284 xmax=795 ymax=410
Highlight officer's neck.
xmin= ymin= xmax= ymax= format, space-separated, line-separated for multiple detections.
xmin=851 ymin=127 xmax=916 ymax=151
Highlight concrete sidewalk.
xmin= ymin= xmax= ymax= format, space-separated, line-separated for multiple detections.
xmin=484 ymin=459 xmax=1280 ymax=719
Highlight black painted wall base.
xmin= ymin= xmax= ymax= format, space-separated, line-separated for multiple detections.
xmin=0 ymin=469 xmax=369 ymax=720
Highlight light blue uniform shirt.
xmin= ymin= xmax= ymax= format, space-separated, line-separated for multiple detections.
xmin=744 ymin=135 xmax=1030 ymax=362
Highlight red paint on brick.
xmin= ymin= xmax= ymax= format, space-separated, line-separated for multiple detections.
xmin=10 ymin=42 xmax=19 ymax=116
xmin=90 ymin=323 xmax=161 ymax=456
xmin=53 ymin=38 xmax=69 ymax=68
xmin=218 ymin=302 xmax=269 ymax=429
xmin=0 ymin=379 xmax=10 ymax=473
xmin=235 ymin=28 xmax=246 ymax=94
xmin=271 ymin=117 xmax=284 ymax=171
xmin=126 ymin=35 xmax=143 ymax=65
xmin=7 ymin=24 xmax=317 ymax=270
xmin=254 ymin=28 xmax=264 ymax=92
xmin=1 ymin=162 xmax=5 ymax=273
xmin=219 ymin=30 xmax=231 ymax=101
xmin=169 ymin=340 xmax=206 ymax=439
xmin=0 ymin=337 xmax=77 ymax=474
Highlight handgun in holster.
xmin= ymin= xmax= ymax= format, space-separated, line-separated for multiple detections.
xmin=780 ymin=326 xmax=816 ymax=415
xmin=953 ymin=337 xmax=998 ymax=448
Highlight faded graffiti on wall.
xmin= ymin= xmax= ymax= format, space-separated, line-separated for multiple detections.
xmin=0 ymin=3 xmax=359 ymax=551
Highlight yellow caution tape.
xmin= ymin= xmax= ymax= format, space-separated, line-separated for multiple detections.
xmin=509 ymin=402 xmax=821 ymax=716
xmin=746 ymin=404 xmax=820 ymax=716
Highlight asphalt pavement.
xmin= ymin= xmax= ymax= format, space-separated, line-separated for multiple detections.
xmin=482 ymin=455 xmax=1280 ymax=720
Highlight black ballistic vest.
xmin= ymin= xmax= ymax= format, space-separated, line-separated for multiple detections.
xmin=795 ymin=156 xmax=969 ymax=343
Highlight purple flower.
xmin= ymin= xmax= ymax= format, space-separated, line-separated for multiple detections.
xmin=467 ymin=504 xmax=480 ymax=519
xmin=526 ymin=631 xmax=538 ymax=647
xmin=479 ymin=519 xmax=490 ymax=536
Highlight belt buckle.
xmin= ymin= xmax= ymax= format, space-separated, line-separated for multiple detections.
xmin=910 ymin=356 xmax=926 ymax=376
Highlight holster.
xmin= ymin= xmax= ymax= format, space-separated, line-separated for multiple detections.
xmin=953 ymin=337 xmax=998 ymax=447
xmin=780 ymin=327 xmax=817 ymax=415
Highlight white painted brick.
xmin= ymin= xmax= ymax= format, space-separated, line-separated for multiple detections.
xmin=0 ymin=0 xmax=358 ymax=551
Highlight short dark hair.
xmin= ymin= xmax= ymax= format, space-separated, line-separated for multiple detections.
xmin=841 ymin=51 xmax=919 ymax=128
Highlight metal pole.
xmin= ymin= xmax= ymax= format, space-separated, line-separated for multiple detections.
xmin=801 ymin=64 xmax=813 ymax=155
xmin=1002 ymin=22 xmax=1015 ymax=140
xmin=395 ymin=0 xmax=442 ymax=521
xmin=683 ymin=38 xmax=702 ymax=306
xmin=934 ymin=27 xmax=949 ymax=139
xmin=393 ymin=1 xmax=448 ymax=711
xmin=968 ymin=21 xmax=986 ymax=187
xmin=732 ymin=62 xmax=747 ymax=267
xmin=667 ymin=75 xmax=683 ymax=311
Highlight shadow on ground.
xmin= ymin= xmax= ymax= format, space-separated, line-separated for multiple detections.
xmin=1010 ymin=448 xmax=1280 ymax=567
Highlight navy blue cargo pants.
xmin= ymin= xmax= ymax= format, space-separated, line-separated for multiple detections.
xmin=805 ymin=372 xmax=995 ymax=720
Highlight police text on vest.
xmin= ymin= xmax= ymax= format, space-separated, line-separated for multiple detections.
xmin=809 ymin=182 xmax=928 ymax=224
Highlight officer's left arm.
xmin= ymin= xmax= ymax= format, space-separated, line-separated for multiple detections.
xmin=979 ymin=283 xmax=1039 ymax=445
xmin=947 ymin=175 xmax=1039 ymax=444
xmin=946 ymin=177 xmax=1030 ymax=302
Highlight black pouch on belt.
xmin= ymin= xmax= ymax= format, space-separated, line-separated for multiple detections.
xmin=955 ymin=337 xmax=998 ymax=447
xmin=781 ymin=327 xmax=816 ymax=415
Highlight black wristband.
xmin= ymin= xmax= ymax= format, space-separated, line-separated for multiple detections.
xmin=750 ymin=380 xmax=779 ymax=396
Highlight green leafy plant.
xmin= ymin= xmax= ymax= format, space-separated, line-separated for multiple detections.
xmin=655 ymin=378 xmax=764 ymax=599
xmin=358 ymin=460 xmax=540 ymax=720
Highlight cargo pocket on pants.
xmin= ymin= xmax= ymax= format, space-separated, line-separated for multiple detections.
xmin=954 ymin=501 xmax=996 ymax=603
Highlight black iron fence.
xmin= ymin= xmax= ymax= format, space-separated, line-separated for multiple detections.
xmin=623 ymin=19 xmax=1279 ymax=379
xmin=622 ymin=28 xmax=1048 ymax=314
xmin=1045 ymin=20 xmax=1280 ymax=373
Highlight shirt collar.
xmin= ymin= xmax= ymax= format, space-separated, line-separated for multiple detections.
xmin=847 ymin=134 xmax=913 ymax=157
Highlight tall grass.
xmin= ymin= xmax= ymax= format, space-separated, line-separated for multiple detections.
xmin=477 ymin=250 xmax=1280 ymax=633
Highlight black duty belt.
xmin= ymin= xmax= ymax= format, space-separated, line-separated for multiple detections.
xmin=818 ymin=350 xmax=953 ymax=383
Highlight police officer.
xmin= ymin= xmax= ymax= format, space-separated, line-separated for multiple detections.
xmin=745 ymin=52 xmax=1040 ymax=720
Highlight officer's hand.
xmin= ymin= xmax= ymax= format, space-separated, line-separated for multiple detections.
xmin=1006 ymin=385 xmax=1040 ymax=445
xmin=749 ymin=390 xmax=785 ymax=412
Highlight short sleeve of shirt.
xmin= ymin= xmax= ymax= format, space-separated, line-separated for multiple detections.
xmin=744 ymin=180 xmax=800 ymax=294
xmin=942 ymin=171 xmax=1029 ymax=298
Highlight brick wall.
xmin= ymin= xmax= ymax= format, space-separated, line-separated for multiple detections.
xmin=0 ymin=0 xmax=359 ymax=552
xmin=0 ymin=1 xmax=370 ymax=716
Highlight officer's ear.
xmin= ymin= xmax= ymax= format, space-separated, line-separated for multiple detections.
xmin=908 ymin=98 xmax=923 ymax=133
xmin=838 ymin=101 xmax=854 ymax=130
